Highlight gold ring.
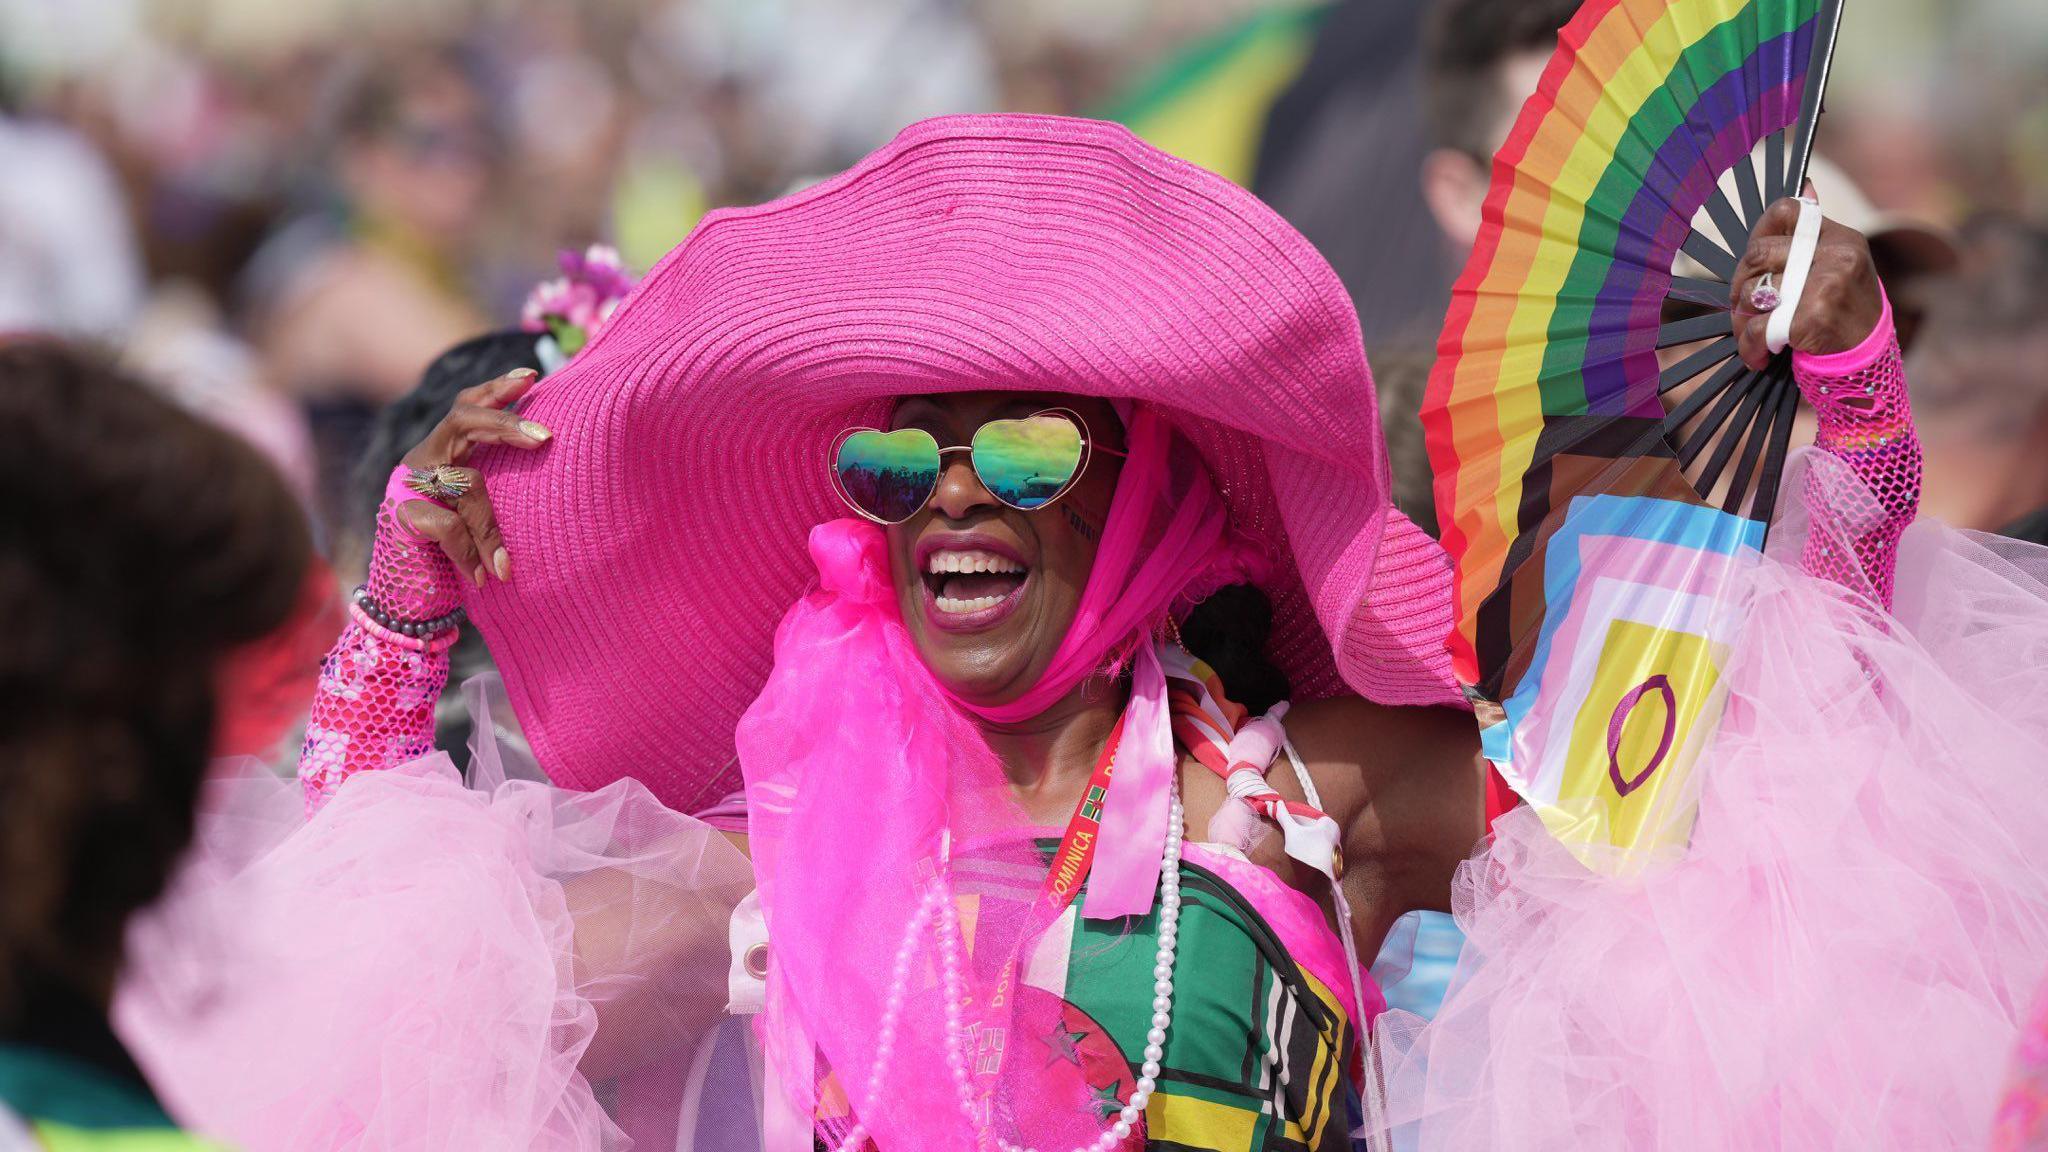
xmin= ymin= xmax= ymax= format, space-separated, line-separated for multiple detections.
xmin=404 ymin=464 xmax=474 ymax=504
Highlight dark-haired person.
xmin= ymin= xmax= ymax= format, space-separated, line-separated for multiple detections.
xmin=0 ymin=341 xmax=311 ymax=1149
xmin=126 ymin=117 xmax=2048 ymax=1152
xmin=1417 ymin=0 xmax=1583 ymax=261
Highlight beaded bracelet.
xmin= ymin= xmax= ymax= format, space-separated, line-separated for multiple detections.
xmin=352 ymin=586 xmax=466 ymax=639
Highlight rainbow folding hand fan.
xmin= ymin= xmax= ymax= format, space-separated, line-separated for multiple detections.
xmin=1421 ymin=0 xmax=1844 ymax=868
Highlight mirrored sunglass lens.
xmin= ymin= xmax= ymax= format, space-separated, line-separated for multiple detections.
xmin=836 ymin=429 xmax=940 ymax=522
xmin=972 ymin=415 xmax=1085 ymax=509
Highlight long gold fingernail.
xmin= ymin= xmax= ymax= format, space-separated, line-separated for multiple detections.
xmin=520 ymin=420 xmax=552 ymax=442
xmin=494 ymin=547 xmax=512 ymax=581
xmin=508 ymin=367 xmax=538 ymax=381
xmin=473 ymin=565 xmax=487 ymax=589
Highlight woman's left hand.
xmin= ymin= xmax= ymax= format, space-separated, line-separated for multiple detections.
xmin=1730 ymin=196 xmax=1886 ymax=369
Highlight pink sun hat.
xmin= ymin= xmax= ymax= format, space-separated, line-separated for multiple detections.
xmin=464 ymin=113 xmax=1463 ymax=813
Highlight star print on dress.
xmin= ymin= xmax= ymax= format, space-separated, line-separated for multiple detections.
xmin=1043 ymin=1023 xmax=1089 ymax=1067
xmin=1086 ymin=1079 xmax=1126 ymax=1123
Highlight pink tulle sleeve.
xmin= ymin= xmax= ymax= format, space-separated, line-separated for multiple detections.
xmin=297 ymin=497 xmax=462 ymax=813
xmin=1791 ymin=293 xmax=1921 ymax=609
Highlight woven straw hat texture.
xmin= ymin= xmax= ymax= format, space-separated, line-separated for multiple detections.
xmin=465 ymin=114 xmax=1461 ymax=812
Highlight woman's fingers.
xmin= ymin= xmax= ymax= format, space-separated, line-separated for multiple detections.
xmin=447 ymin=403 xmax=553 ymax=461
xmin=451 ymin=469 xmax=511 ymax=582
xmin=1726 ymin=195 xmax=1883 ymax=366
xmin=1728 ymin=196 xmax=1805 ymax=313
xmin=1735 ymin=307 xmax=1774 ymax=370
xmin=388 ymin=367 xmax=553 ymax=585
xmin=1730 ymin=235 xmax=1790 ymax=312
xmin=402 ymin=501 xmax=489 ymax=588
xmin=397 ymin=471 xmax=509 ymax=585
xmin=402 ymin=368 xmax=554 ymax=471
xmin=1731 ymin=229 xmax=1787 ymax=369
xmin=1752 ymin=195 xmax=1803 ymax=239
xmin=458 ymin=367 xmax=541 ymax=410
xmin=403 ymin=403 xmax=552 ymax=470
xmin=1789 ymin=222 xmax=1883 ymax=355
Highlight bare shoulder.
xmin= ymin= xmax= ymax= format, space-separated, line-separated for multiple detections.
xmin=1281 ymin=695 xmax=1486 ymax=918
xmin=1282 ymin=695 xmax=1482 ymax=822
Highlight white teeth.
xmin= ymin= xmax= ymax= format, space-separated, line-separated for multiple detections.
xmin=935 ymin=594 xmax=1006 ymax=614
xmin=924 ymin=549 xmax=1026 ymax=575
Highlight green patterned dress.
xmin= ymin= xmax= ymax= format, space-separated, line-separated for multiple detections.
xmin=947 ymin=835 xmax=1379 ymax=1152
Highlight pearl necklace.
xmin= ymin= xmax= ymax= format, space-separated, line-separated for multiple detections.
xmin=832 ymin=783 xmax=1187 ymax=1152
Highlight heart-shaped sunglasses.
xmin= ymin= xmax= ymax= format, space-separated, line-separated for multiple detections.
xmin=830 ymin=408 xmax=1124 ymax=525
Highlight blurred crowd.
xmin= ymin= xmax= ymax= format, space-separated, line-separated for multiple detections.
xmin=0 ymin=0 xmax=1277 ymax=571
xmin=5 ymin=0 xmax=2045 ymax=565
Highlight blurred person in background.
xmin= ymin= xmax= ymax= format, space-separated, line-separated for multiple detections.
xmin=1906 ymin=214 xmax=2048 ymax=540
xmin=1344 ymin=0 xmax=1581 ymax=540
xmin=0 ymin=71 xmax=321 ymax=522
xmin=246 ymin=46 xmax=493 ymax=552
xmin=0 ymin=339 xmax=311 ymax=1148
xmin=1253 ymin=0 xmax=1450 ymax=356
xmin=0 ymin=98 xmax=145 ymax=338
xmin=1417 ymin=0 xmax=1581 ymax=296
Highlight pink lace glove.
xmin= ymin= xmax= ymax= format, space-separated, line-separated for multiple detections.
xmin=297 ymin=482 xmax=464 ymax=813
xmin=1791 ymin=290 xmax=1921 ymax=609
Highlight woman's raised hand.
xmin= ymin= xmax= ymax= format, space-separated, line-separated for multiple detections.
xmin=1730 ymin=195 xmax=1886 ymax=371
xmin=397 ymin=367 xmax=553 ymax=588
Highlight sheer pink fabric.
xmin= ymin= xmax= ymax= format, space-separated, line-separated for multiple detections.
xmin=118 ymin=690 xmax=758 ymax=1151
xmin=739 ymin=518 xmax=1009 ymax=1150
xmin=1993 ymin=980 xmax=2048 ymax=1151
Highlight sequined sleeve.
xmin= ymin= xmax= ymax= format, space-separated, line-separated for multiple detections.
xmin=297 ymin=498 xmax=462 ymax=812
xmin=1790 ymin=294 xmax=1920 ymax=609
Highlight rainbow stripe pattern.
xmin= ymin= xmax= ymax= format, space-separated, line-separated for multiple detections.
xmin=1421 ymin=0 xmax=1831 ymax=865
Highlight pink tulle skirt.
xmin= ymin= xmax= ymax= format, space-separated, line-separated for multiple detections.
xmin=113 ymin=682 xmax=758 ymax=1152
xmin=1377 ymin=485 xmax=2048 ymax=1149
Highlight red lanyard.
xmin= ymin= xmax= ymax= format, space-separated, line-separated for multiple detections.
xmin=964 ymin=713 xmax=1128 ymax=1094
xmin=1040 ymin=712 xmax=1126 ymax=912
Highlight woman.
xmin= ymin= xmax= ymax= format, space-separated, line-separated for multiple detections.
xmin=125 ymin=116 xmax=2048 ymax=1150
xmin=0 ymin=341 xmax=314 ymax=1149
xmin=130 ymin=114 xmax=1485 ymax=1151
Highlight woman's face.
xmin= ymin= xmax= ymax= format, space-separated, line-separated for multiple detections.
xmin=885 ymin=392 xmax=1126 ymax=706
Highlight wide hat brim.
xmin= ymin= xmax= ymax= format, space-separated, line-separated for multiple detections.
xmin=467 ymin=114 xmax=1462 ymax=812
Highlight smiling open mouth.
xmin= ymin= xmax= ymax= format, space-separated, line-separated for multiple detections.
xmin=924 ymin=549 xmax=1029 ymax=615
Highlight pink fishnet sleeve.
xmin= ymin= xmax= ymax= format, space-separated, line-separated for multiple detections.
xmin=297 ymin=496 xmax=463 ymax=812
xmin=1791 ymin=293 xmax=1921 ymax=609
